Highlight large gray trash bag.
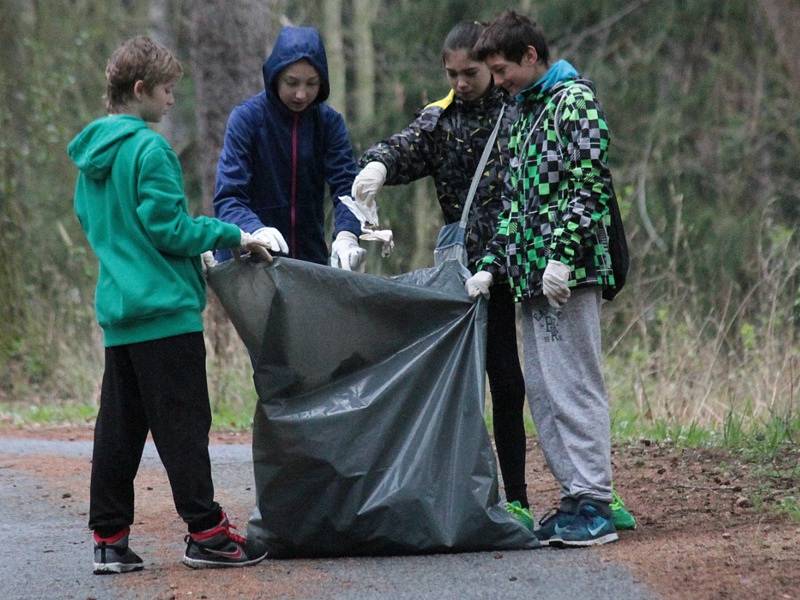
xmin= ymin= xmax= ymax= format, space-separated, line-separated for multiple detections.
xmin=207 ymin=257 xmax=538 ymax=557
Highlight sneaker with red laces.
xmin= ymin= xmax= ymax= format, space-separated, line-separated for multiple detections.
xmin=93 ymin=527 xmax=144 ymax=574
xmin=182 ymin=512 xmax=267 ymax=569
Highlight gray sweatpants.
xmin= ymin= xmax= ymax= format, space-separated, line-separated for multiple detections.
xmin=520 ymin=286 xmax=612 ymax=503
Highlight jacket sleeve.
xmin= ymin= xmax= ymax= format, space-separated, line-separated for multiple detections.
xmin=476 ymin=169 xmax=514 ymax=281
xmin=549 ymin=86 xmax=613 ymax=266
xmin=136 ymin=146 xmax=242 ymax=256
xmin=323 ymin=110 xmax=362 ymax=237
xmin=212 ymin=106 xmax=265 ymax=234
xmin=359 ymin=107 xmax=439 ymax=185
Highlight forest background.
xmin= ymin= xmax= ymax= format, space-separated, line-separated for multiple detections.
xmin=1 ymin=0 xmax=798 ymax=441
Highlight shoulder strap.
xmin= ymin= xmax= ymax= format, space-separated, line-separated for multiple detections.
xmin=459 ymin=103 xmax=506 ymax=228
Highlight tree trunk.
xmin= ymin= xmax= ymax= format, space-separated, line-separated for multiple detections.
xmin=758 ymin=0 xmax=800 ymax=94
xmin=323 ymin=0 xmax=346 ymax=117
xmin=148 ymin=0 xmax=181 ymax=144
xmin=188 ymin=0 xmax=273 ymax=215
xmin=518 ymin=0 xmax=536 ymax=15
xmin=352 ymin=0 xmax=377 ymax=126
xmin=188 ymin=0 xmax=277 ymax=359
xmin=0 ymin=0 xmax=27 ymax=342
xmin=410 ymin=179 xmax=438 ymax=269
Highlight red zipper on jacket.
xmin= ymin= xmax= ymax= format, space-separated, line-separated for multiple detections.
xmin=290 ymin=112 xmax=299 ymax=257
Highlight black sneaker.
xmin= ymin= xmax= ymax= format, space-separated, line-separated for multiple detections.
xmin=93 ymin=528 xmax=144 ymax=574
xmin=182 ymin=512 xmax=267 ymax=569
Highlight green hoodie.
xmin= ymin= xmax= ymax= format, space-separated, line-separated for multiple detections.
xmin=67 ymin=115 xmax=241 ymax=346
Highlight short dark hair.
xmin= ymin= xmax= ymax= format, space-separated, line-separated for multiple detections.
xmin=441 ymin=21 xmax=486 ymax=62
xmin=474 ymin=10 xmax=549 ymax=66
xmin=105 ymin=36 xmax=183 ymax=112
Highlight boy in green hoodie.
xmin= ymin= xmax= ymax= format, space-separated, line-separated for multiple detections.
xmin=68 ymin=36 xmax=271 ymax=574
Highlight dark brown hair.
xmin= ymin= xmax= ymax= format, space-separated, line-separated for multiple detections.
xmin=105 ymin=36 xmax=183 ymax=112
xmin=474 ymin=10 xmax=549 ymax=66
xmin=441 ymin=21 xmax=486 ymax=62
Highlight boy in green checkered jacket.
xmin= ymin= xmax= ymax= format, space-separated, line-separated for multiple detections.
xmin=465 ymin=11 xmax=632 ymax=545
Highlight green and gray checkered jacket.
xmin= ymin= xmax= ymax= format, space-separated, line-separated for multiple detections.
xmin=360 ymin=86 xmax=516 ymax=268
xmin=478 ymin=74 xmax=618 ymax=301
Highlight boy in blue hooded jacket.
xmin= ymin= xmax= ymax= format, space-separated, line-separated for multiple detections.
xmin=214 ymin=26 xmax=365 ymax=270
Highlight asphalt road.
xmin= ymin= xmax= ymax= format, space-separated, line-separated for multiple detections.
xmin=0 ymin=437 xmax=655 ymax=600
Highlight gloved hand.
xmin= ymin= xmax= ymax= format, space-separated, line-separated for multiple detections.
xmin=253 ymin=226 xmax=289 ymax=254
xmin=465 ymin=271 xmax=493 ymax=300
xmin=351 ymin=162 xmax=386 ymax=227
xmin=239 ymin=230 xmax=273 ymax=262
xmin=330 ymin=231 xmax=367 ymax=271
xmin=542 ymin=259 xmax=571 ymax=307
xmin=201 ymin=251 xmax=217 ymax=274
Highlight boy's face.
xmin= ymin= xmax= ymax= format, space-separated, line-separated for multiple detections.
xmin=485 ymin=47 xmax=542 ymax=97
xmin=277 ymin=60 xmax=321 ymax=113
xmin=444 ymin=49 xmax=492 ymax=102
xmin=135 ymin=80 xmax=176 ymax=123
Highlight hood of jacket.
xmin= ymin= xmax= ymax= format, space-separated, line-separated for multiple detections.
xmin=262 ymin=26 xmax=330 ymax=105
xmin=515 ymin=59 xmax=580 ymax=103
xmin=67 ymin=115 xmax=148 ymax=181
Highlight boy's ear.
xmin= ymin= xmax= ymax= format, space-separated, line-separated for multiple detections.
xmin=132 ymin=79 xmax=146 ymax=100
xmin=522 ymin=45 xmax=539 ymax=66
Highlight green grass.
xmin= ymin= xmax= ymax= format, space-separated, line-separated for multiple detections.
xmin=0 ymin=399 xmax=258 ymax=432
xmin=611 ymin=405 xmax=799 ymax=455
xmin=0 ymin=401 xmax=98 ymax=426
xmin=211 ymin=399 xmax=257 ymax=431
xmin=778 ymin=496 xmax=800 ymax=521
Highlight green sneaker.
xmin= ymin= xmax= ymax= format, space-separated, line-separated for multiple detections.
xmin=611 ymin=488 xmax=637 ymax=530
xmin=506 ymin=500 xmax=534 ymax=531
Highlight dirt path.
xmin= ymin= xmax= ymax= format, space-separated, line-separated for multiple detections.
xmin=1 ymin=426 xmax=798 ymax=599
xmin=527 ymin=438 xmax=800 ymax=599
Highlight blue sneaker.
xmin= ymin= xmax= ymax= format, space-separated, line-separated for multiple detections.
xmin=534 ymin=506 xmax=576 ymax=546
xmin=555 ymin=498 xmax=618 ymax=547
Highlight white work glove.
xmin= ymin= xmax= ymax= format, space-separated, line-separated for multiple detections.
xmin=541 ymin=259 xmax=571 ymax=307
xmin=339 ymin=195 xmax=395 ymax=257
xmin=465 ymin=271 xmax=493 ymax=300
xmin=330 ymin=231 xmax=367 ymax=271
xmin=351 ymin=162 xmax=386 ymax=227
xmin=252 ymin=226 xmax=289 ymax=254
xmin=201 ymin=251 xmax=217 ymax=274
xmin=239 ymin=230 xmax=273 ymax=262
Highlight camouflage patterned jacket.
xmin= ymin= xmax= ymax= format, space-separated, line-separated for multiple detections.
xmin=478 ymin=70 xmax=618 ymax=302
xmin=360 ymin=86 xmax=515 ymax=268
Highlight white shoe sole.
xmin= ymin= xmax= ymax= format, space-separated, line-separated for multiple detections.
xmin=555 ymin=532 xmax=619 ymax=547
xmin=93 ymin=562 xmax=144 ymax=574
xmin=182 ymin=551 xmax=268 ymax=569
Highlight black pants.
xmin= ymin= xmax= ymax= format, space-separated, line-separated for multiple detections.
xmin=89 ymin=332 xmax=221 ymax=536
xmin=486 ymin=284 xmax=528 ymax=506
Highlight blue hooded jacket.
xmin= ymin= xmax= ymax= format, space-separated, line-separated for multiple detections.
xmin=213 ymin=26 xmax=360 ymax=264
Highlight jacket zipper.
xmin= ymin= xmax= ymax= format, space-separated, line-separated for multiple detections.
xmin=290 ymin=113 xmax=299 ymax=257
